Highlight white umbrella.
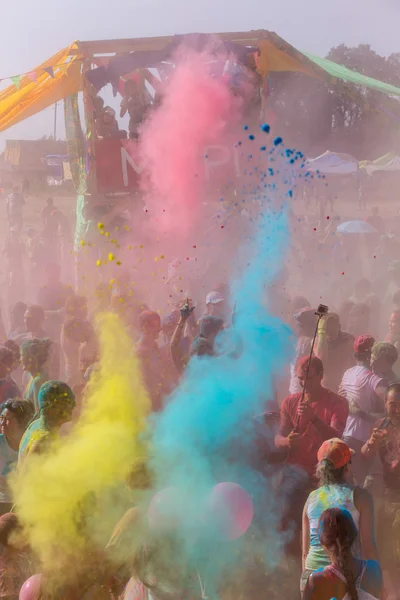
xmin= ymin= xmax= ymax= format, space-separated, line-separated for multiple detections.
xmin=337 ymin=220 xmax=378 ymax=234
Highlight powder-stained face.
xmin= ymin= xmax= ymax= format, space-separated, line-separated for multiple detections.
xmin=386 ymin=390 xmax=400 ymax=425
xmin=297 ymin=364 xmax=323 ymax=395
xmin=43 ymin=402 xmax=74 ymax=426
xmin=1 ymin=408 xmax=21 ymax=442
xmin=21 ymin=348 xmax=35 ymax=372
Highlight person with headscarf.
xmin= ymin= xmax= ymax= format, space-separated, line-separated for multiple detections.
xmin=21 ymin=338 xmax=52 ymax=413
xmin=18 ymin=380 xmax=75 ymax=461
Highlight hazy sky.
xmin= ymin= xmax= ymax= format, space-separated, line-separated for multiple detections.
xmin=1 ymin=0 xmax=399 ymax=148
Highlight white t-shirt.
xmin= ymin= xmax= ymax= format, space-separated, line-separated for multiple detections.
xmin=340 ymin=366 xmax=383 ymax=442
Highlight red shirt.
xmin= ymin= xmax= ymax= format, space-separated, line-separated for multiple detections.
xmin=279 ymin=388 xmax=349 ymax=476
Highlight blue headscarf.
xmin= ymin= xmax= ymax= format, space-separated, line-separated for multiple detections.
xmin=38 ymin=380 xmax=76 ymax=412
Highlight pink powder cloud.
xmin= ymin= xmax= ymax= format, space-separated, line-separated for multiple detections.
xmin=140 ymin=49 xmax=241 ymax=236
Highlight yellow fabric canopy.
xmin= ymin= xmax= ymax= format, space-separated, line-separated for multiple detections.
xmin=0 ymin=43 xmax=83 ymax=133
xmin=257 ymin=39 xmax=319 ymax=78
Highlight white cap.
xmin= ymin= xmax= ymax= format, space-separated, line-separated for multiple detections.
xmin=206 ymin=291 xmax=224 ymax=305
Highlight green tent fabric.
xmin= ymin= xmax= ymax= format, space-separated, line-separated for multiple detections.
xmin=303 ymin=52 xmax=400 ymax=97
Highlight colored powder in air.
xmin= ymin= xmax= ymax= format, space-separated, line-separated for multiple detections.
xmin=140 ymin=48 xmax=239 ymax=235
xmin=11 ymin=314 xmax=151 ymax=581
xmin=150 ymin=167 xmax=295 ymax=593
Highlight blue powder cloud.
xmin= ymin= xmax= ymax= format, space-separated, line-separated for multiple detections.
xmin=150 ymin=140 xmax=296 ymax=595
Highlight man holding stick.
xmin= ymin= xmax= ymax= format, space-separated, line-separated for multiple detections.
xmin=275 ymin=356 xmax=348 ymax=557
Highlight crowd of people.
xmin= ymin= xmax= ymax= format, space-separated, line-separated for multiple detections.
xmin=0 ymin=274 xmax=397 ymax=598
xmin=1 ymin=179 xmax=400 ymax=600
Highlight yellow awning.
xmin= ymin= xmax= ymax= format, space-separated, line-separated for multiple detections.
xmin=256 ymin=39 xmax=321 ymax=78
xmin=0 ymin=43 xmax=83 ymax=133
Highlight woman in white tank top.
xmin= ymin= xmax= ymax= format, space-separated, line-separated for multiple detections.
xmin=301 ymin=438 xmax=378 ymax=594
xmin=303 ymin=507 xmax=382 ymax=600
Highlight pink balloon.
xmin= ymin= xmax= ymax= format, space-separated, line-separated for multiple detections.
xmin=19 ymin=574 xmax=42 ymax=600
xmin=208 ymin=482 xmax=253 ymax=540
xmin=147 ymin=487 xmax=181 ymax=531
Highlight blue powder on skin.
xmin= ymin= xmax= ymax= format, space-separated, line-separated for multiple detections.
xmin=274 ymin=137 xmax=283 ymax=146
xmin=248 ymin=134 xmax=255 ymax=140
xmin=243 ymin=125 xmax=248 ymax=130
xmin=261 ymin=123 xmax=270 ymax=133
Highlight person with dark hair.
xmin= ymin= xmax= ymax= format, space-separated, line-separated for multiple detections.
xmin=14 ymin=305 xmax=60 ymax=381
xmin=292 ymin=296 xmax=311 ymax=314
xmin=93 ymin=95 xmax=105 ymax=120
xmin=120 ymin=79 xmax=147 ymax=139
xmin=61 ymin=318 xmax=99 ymax=386
xmin=37 ymin=262 xmax=73 ymax=311
xmin=340 ymin=336 xmax=386 ymax=486
xmin=347 ymin=278 xmax=380 ymax=338
xmin=6 ymin=186 xmax=24 ymax=231
xmin=161 ymin=311 xmax=181 ymax=345
xmin=362 ymin=382 xmax=400 ymax=593
xmin=64 ymin=294 xmax=88 ymax=321
xmin=170 ymin=301 xmax=224 ymax=374
xmin=2 ymin=228 xmax=25 ymax=303
xmin=385 ymin=312 xmax=400 ymax=377
xmin=21 ymin=338 xmax=52 ymax=412
xmin=316 ymin=312 xmax=355 ymax=392
xmin=275 ymin=356 xmax=348 ymax=558
xmin=0 ymin=400 xmax=34 ymax=514
xmin=8 ymin=302 xmax=27 ymax=339
xmin=276 ymin=356 xmax=349 ymax=476
xmin=136 ymin=311 xmax=174 ymax=412
xmin=303 ymin=507 xmax=382 ymax=600
xmin=347 ymin=304 xmax=372 ymax=339
xmin=3 ymin=341 xmax=20 ymax=375
xmin=0 ymin=346 xmax=20 ymax=407
xmin=3 ymin=340 xmax=22 ymax=387
xmin=0 ymin=512 xmax=31 ymax=599
xmin=301 ymin=439 xmax=378 ymax=594
xmin=96 ymin=106 xmax=126 ymax=139
xmin=42 ymin=197 xmax=55 ymax=227
xmin=392 ymin=289 xmax=400 ymax=312
xmin=19 ymin=380 xmax=75 ymax=461
xmin=1 ymin=399 xmax=34 ymax=452
xmin=371 ymin=342 xmax=399 ymax=384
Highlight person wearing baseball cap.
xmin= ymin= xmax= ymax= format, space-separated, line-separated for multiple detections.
xmin=301 ymin=438 xmax=378 ymax=593
xmin=339 ymin=335 xmax=387 ymax=486
xmin=276 ymin=355 xmax=349 ymax=558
